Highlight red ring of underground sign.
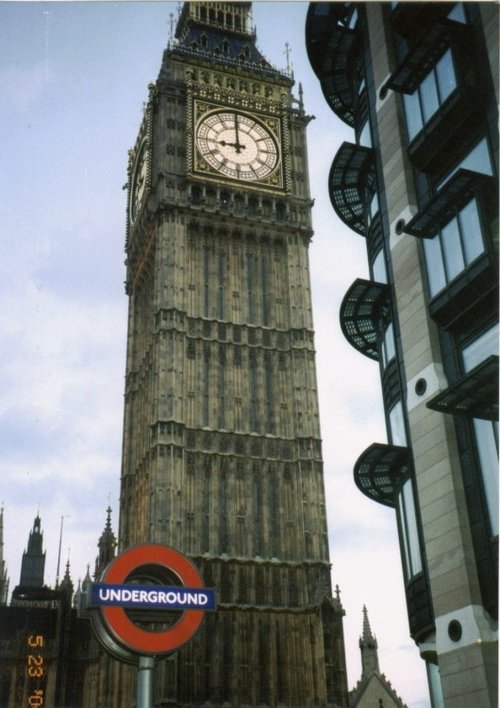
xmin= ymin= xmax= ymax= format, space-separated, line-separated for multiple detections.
xmin=101 ymin=544 xmax=205 ymax=655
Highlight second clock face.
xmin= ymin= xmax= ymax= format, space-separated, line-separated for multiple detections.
xmin=130 ymin=140 xmax=148 ymax=223
xmin=196 ymin=110 xmax=279 ymax=182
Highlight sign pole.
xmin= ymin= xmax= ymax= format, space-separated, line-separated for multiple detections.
xmin=137 ymin=655 xmax=155 ymax=708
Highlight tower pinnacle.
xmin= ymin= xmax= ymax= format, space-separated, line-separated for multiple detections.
xmin=0 ymin=505 xmax=9 ymax=605
xmin=94 ymin=507 xmax=117 ymax=579
xmin=360 ymin=605 xmax=380 ymax=677
xmin=19 ymin=514 xmax=46 ymax=588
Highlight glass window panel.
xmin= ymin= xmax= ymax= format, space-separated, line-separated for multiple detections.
xmin=403 ymin=480 xmax=423 ymax=575
xmin=459 ymin=199 xmax=485 ymax=266
xmin=438 ymin=138 xmax=493 ymax=189
xmin=420 ymin=70 xmax=440 ymax=123
xmin=389 ymin=400 xmax=406 ymax=446
xmin=473 ymin=419 xmax=499 ymax=536
xmin=348 ymin=8 xmax=358 ymax=28
xmin=447 ymin=3 xmax=467 ymax=23
xmin=398 ymin=479 xmax=423 ymax=579
xmin=405 ymin=49 xmax=460 ymax=143
xmin=370 ymin=191 xmax=379 ymax=220
xmin=462 ymin=323 xmax=499 ymax=371
xmin=404 ymin=92 xmax=423 ymax=142
xmin=424 ymin=234 xmax=446 ymax=296
xmin=435 ymin=49 xmax=457 ymax=103
xmin=441 ymin=217 xmax=464 ymax=281
xmin=462 ymin=327 xmax=499 ymax=538
xmin=397 ymin=493 xmax=412 ymax=579
xmin=359 ymin=120 xmax=372 ymax=148
xmin=383 ymin=322 xmax=396 ymax=367
xmin=372 ymin=248 xmax=387 ymax=284
xmin=462 ymin=138 xmax=494 ymax=175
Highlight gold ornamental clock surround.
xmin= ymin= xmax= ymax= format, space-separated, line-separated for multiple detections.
xmin=192 ymin=99 xmax=285 ymax=190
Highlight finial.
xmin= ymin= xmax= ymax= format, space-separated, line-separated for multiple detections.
xmin=335 ymin=584 xmax=341 ymax=600
xmin=169 ymin=12 xmax=175 ymax=43
xmin=298 ymin=83 xmax=304 ymax=111
xmin=55 ymin=515 xmax=64 ymax=588
xmin=284 ymin=42 xmax=292 ymax=74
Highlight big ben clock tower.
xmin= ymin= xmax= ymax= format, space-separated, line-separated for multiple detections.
xmin=120 ymin=3 xmax=349 ymax=705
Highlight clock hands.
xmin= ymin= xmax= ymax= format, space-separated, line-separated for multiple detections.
xmin=219 ymin=139 xmax=246 ymax=153
xmin=219 ymin=113 xmax=245 ymax=153
xmin=234 ymin=112 xmax=241 ymax=150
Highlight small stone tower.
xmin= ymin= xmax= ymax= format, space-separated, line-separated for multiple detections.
xmin=350 ymin=606 xmax=407 ymax=708
xmin=360 ymin=604 xmax=380 ymax=677
xmin=19 ymin=514 xmax=46 ymax=588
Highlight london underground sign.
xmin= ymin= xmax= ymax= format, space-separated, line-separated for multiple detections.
xmin=90 ymin=544 xmax=216 ymax=660
xmin=92 ymin=583 xmax=216 ymax=611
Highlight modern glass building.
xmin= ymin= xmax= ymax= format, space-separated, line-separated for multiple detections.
xmin=306 ymin=3 xmax=498 ymax=706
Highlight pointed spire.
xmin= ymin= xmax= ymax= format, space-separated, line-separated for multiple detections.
xmin=60 ymin=557 xmax=74 ymax=601
xmin=0 ymin=505 xmax=9 ymax=605
xmin=359 ymin=605 xmax=380 ymax=677
xmin=298 ymin=83 xmax=304 ymax=111
xmin=82 ymin=564 xmax=92 ymax=588
xmin=55 ymin=516 xmax=65 ymax=588
xmin=94 ymin=507 xmax=117 ymax=579
xmin=362 ymin=604 xmax=374 ymax=641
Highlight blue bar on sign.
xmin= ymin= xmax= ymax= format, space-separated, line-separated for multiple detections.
xmin=91 ymin=583 xmax=216 ymax=611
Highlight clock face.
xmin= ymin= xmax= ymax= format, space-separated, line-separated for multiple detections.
xmin=130 ymin=140 xmax=148 ymax=223
xmin=196 ymin=110 xmax=279 ymax=182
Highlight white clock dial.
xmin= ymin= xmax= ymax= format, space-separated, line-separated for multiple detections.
xmin=196 ymin=110 xmax=279 ymax=181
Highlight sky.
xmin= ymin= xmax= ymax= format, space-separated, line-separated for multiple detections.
xmin=0 ymin=2 xmax=430 ymax=705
